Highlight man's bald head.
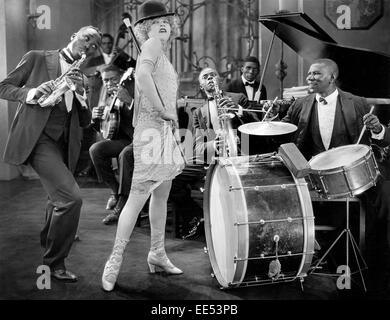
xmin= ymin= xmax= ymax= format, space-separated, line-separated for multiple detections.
xmin=312 ymin=58 xmax=339 ymax=80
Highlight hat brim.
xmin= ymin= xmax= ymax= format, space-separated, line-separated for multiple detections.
xmin=134 ymin=12 xmax=175 ymax=26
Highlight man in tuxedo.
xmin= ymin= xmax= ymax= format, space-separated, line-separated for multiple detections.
xmin=271 ymin=59 xmax=390 ymax=285
xmin=89 ymin=64 xmax=134 ymax=225
xmin=86 ymin=33 xmax=136 ymax=74
xmin=278 ymin=58 xmax=390 ymax=159
xmin=0 ymin=26 xmax=102 ymax=282
xmin=225 ymin=56 xmax=267 ymax=105
xmin=170 ymin=67 xmax=254 ymax=238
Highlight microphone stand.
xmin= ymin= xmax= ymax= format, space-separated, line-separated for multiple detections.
xmin=122 ymin=17 xmax=187 ymax=165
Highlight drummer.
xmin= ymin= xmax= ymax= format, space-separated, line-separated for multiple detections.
xmin=268 ymin=58 xmax=390 ymax=275
xmin=169 ymin=67 xmax=254 ymax=239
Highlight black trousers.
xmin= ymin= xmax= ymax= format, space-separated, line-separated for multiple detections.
xmin=362 ymin=177 xmax=390 ymax=249
xmin=89 ymin=138 xmax=134 ymax=196
xmin=29 ymin=134 xmax=81 ymax=270
xmin=170 ymin=164 xmax=206 ymax=222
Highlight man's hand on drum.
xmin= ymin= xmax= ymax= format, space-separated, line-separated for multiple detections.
xmin=363 ymin=113 xmax=383 ymax=134
xmin=262 ymin=101 xmax=280 ymax=121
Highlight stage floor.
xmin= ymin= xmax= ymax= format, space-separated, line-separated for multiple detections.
xmin=0 ymin=177 xmax=388 ymax=300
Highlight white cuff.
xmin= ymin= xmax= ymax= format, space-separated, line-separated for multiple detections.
xmin=237 ymin=105 xmax=243 ymax=117
xmin=371 ymin=124 xmax=385 ymax=140
xmin=26 ymin=89 xmax=38 ymax=104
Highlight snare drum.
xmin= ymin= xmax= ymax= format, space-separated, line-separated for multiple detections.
xmin=308 ymin=144 xmax=380 ymax=199
xmin=204 ymin=154 xmax=315 ymax=288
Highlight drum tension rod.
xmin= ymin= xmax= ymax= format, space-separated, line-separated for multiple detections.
xmin=229 ymin=183 xmax=306 ymax=192
xmin=234 ymin=216 xmax=314 ymax=226
xmin=234 ymin=251 xmax=315 ymax=262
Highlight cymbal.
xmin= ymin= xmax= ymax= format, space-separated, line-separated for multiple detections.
xmin=238 ymin=121 xmax=298 ymax=136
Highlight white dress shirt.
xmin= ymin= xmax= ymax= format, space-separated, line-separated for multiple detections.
xmin=316 ymin=89 xmax=338 ymax=150
xmin=242 ymin=75 xmax=255 ymax=101
xmin=102 ymin=52 xmax=113 ymax=65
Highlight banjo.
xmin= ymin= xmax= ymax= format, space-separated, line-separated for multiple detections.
xmin=100 ymin=67 xmax=134 ymax=139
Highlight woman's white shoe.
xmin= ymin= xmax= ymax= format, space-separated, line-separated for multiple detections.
xmin=101 ymin=238 xmax=129 ymax=291
xmin=147 ymin=250 xmax=183 ymax=275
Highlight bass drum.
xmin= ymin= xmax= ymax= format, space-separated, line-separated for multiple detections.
xmin=204 ymin=154 xmax=315 ymax=288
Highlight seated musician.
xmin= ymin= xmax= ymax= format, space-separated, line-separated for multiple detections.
xmin=89 ymin=64 xmax=134 ymax=225
xmin=170 ymin=67 xmax=254 ymax=238
xmin=268 ymin=58 xmax=390 ymax=261
xmin=87 ymin=33 xmax=136 ymax=72
xmin=225 ymin=56 xmax=267 ymax=113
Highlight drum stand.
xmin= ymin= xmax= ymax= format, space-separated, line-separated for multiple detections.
xmin=310 ymin=197 xmax=368 ymax=292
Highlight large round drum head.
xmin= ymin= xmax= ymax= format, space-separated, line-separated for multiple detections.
xmin=309 ymin=144 xmax=370 ymax=171
xmin=205 ymin=161 xmax=248 ymax=288
xmin=238 ymin=121 xmax=297 ymax=136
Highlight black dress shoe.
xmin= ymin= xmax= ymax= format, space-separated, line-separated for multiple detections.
xmin=182 ymin=217 xmax=204 ymax=240
xmin=102 ymin=212 xmax=119 ymax=225
xmin=51 ymin=269 xmax=78 ymax=282
xmin=106 ymin=194 xmax=118 ymax=210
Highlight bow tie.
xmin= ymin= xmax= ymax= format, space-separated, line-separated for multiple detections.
xmin=207 ymin=96 xmax=214 ymax=101
xmin=244 ymin=82 xmax=255 ymax=87
xmin=318 ymin=97 xmax=328 ymax=105
xmin=60 ymin=49 xmax=75 ymax=65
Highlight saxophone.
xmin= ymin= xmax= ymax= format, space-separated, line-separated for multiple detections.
xmin=211 ymin=77 xmax=238 ymax=157
xmin=38 ymin=53 xmax=87 ymax=107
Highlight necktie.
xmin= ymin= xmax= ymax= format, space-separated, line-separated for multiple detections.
xmin=319 ymin=97 xmax=328 ymax=105
xmin=244 ymin=82 xmax=255 ymax=87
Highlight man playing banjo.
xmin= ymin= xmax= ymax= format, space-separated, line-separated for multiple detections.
xmin=89 ymin=64 xmax=135 ymax=225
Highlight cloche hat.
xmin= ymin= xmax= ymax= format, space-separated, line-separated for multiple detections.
xmin=134 ymin=1 xmax=175 ymax=26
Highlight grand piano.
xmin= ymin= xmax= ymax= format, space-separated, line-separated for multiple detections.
xmin=259 ymin=12 xmax=390 ymax=100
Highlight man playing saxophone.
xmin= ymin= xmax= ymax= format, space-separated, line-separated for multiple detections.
xmin=0 ymin=26 xmax=102 ymax=282
xmin=169 ymin=67 xmax=255 ymax=238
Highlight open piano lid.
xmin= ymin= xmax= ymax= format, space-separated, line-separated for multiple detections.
xmin=259 ymin=12 xmax=390 ymax=98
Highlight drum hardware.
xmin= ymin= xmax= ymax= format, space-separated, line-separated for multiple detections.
xmin=319 ymin=175 xmax=328 ymax=195
xmin=309 ymin=145 xmax=380 ymax=199
xmin=229 ymin=182 xmax=307 ymax=192
xmin=204 ymin=155 xmax=315 ymax=289
xmin=268 ymin=235 xmax=283 ymax=280
xmin=229 ymin=275 xmax=304 ymax=287
xmin=278 ymin=143 xmax=311 ymax=179
xmin=203 ymin=247 xmax=208 ymax=254
xmin=310 ymin=197 xmax=368 ymax=292
xmin=234 ymin=251 xmax=315 ymax=262
xmin=234 ymin=216 xmax=314 ymax=226
xmin=238 ymin=121 xmax=298 ymax=137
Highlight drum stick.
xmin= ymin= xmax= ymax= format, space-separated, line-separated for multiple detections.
xmin=261 ymin=96 xmax=278 ymax=122
xmin=356 ymin=105 xmax=375 ymax=145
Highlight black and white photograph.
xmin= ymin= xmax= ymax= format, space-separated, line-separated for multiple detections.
xmin=1 ymin=0 xmax=390 ymax=308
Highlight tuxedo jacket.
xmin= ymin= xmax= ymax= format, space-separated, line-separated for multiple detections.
xmin=225 ymin=79 xmax=267 ymax=101
xmin=192 ymin=91 xmax=255 ymax=159
xmin=281 ymin=89 xmax=390 ymax=159
xmin=0 ymin=50 xmax=91 ymax=172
